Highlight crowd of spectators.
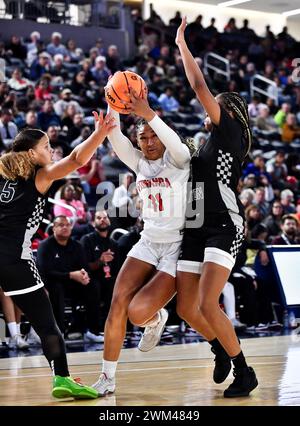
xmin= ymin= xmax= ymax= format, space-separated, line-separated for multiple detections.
xmin=1 ymin=9 xmax=300 ymax=349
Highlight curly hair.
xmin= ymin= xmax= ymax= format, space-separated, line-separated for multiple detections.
xmin=0 ymin=128 xmax=45 ymax=181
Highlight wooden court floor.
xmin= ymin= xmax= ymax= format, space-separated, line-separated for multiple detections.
xmin=0 ymin=335 xmax=299 ymax=406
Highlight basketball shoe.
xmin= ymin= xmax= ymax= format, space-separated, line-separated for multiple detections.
xmin=92 ymin=373 xmax=116 ymax=396
xmin=224 ymin=366 xmax=258 ymax=397
xmin=138 ymin=308 xmax=168 ymax=352
xmin=211 ymin=345 xmax=232 ymax=384
xmin=52 ymin=376 xmax=98 ymax=399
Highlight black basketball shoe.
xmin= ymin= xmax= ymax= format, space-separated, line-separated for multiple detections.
xmin=211 ymin=346 xmax=232 ymax=384
xmin=224 ymin=366 xmax=258 ymax=398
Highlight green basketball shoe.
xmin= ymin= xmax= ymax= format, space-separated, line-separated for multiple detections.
xmin=52 ymin=376 xmax=99 ymax=399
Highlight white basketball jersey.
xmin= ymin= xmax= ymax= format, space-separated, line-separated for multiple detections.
xmin=136 ymin=151 xmax=190 ymax=243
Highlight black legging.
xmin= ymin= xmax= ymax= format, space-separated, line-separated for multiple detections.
xmin=11 ymin=287 xmax=69 ymax=377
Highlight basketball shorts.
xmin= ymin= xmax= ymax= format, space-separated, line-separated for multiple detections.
xmin=177 ymin=218 xmax=244 ymax=274
xmin=127 ymin=237 xmax=182 ymax=277
xmin=0 ymin=258 xmax=44 ymax=296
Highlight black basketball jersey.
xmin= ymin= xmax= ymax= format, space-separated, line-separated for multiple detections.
xmin=189 ymin=106 xmax=245 ymax=229
xmin=0 ymin=175 xmax=46 ymax=265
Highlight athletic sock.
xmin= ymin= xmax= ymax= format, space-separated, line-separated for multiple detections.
xmin=208 ymin=338 xmax=224 ymax=352
xmin=231 ymin=350 xmax=248 ymax=369
xmin=7 ymin=322 xmax=17 ymax=338
xmin=102 ymin=360 xmax=118 ymax=379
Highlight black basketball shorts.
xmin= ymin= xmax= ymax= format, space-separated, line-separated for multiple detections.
xmin=177 ymin=217 xmax=244 ymax=274
xmin=0 ymin=258 xmax=44 ymax=296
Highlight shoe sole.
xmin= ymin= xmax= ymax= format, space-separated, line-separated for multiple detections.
xmin=138 ymin=311 xmax=168 ymax=352
xmin=52 ymin=386 xmax=98 ymax=399
xmin=223 ymin=379 xmax=258 ymax=398
xmin=98 ymin=388 xmax=115 ymax=397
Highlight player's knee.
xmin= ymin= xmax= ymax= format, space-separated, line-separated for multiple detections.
xmin=127 ymin=302 xmax=147 ymax=326
xmin=198 ymin=300 xmax=213 ymax=321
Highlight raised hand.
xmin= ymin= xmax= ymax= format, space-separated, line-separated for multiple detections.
xmin=92 ymin=110 xmax=116 ymax=136
xmin=121 ymin=88 xmax=155 ymax=121
xmin=175 ymin=16 xmax=187 ymax=46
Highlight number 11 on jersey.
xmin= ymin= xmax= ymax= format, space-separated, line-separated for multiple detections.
xmin=148 ymin=193 xmax=164 ymax=212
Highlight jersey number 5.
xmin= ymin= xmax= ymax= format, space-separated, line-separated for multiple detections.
xmin=148 ymin=193 xmax=164 ymax=212
xmin=0 ymin=180 xmax=17 ymax=203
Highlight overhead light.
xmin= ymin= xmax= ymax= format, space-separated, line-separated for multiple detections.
xmin=218 ymin=0 xmax=252 ymax=7
xmin=282 ymin=8 xmax=300 ymax=17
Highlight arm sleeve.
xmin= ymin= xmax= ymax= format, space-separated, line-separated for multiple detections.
xmin=107 ymin=107 xmax=142 ymax=173
xmin=148 ymin=115 xmax=191 ymax=168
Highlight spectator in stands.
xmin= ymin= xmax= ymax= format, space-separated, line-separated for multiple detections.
xmin=294 ymin=199 xmax=300 ymax=224
xmin=91 ymin=56 xmax=111 ymax=86
xmin=255 ymin=105 xmax=278 ymax=132
xmin=248 ymin=95 xmax=265 ymax=121
xmin=66 ymin=112 xmax=85 ymax=143
xmin=30 ymin=52 xmax=51 ymax=81
xmin=239 ymin=188 xmax=255 ymax=208
xmin=46 ymin=32 xmax=68 ymax=57
xmin=245 ymin=204 xmax=263 ymax=231
xmin=243 ymin=153 xmax=266 ymax=179
xmin=280 ymin=189 xmax=296 ymax=214
xmin=271 ymin=215 xmax=298 ymax=244
xmin=263 ymin=200 xmax=284 ymax=241
xmin=66 ymin=38 xmax=83 ymax=63
xmin=274 ymin=102 xmax=291 ymax=128
xmin=253 ymin=187 xmax=270 ymax=217
xmin=37 ymin=100 xmax=60 ymax=131
xmin=77 ymin=152 xmax=105 ymax=195
xmin=80 ymin=210 xmax=120 ymax=331
xmin=224 ymin=17 xmax=237 ymax=33
xmin=7 ymin=68 xmax=32 ymax=92
xmin=37 ymin=215 xmax=101 ymax=339
xmin=266 ymin=151 xmax=288 ymax=190
xmin=6 ymin=35 xmax=27 ymax=60
xmin=102 ymin=148 xmax=129 ymax=187
xmin=54 ymin=88 xmax=83 ymax=117
xmin=34 ymin=75 xmax=52 ymax=101
xmin=0 ymin=107 xmax=18 ymax=147
xmin=50 ymin=54 xmax=69 ymax=80
xmin=20 ymin=110 xmax=38 ymax=129
xmin=158 ymin=87 xmax=179 ymax=112
xmin=106 ymin=45 xmax=122 ymax=74
xmin=47 ymin=125 xmax=69 ymax=154
xmin=111 ymin=172 xmax=138 ymax=230
xmin=54 ymin=183 xmax=87 ymax=224
xmin=26 ymin=31 xmax=41 ymax=55
xmin=281 ymin=113 xmax=300 ymax=143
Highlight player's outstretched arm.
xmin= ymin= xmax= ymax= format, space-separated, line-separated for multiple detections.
xmin=36 ymin=111 xmax=115 ymax=193
xmin=176 ymin=17 xmax=220 ymax=126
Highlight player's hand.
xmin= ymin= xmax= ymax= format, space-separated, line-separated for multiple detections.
xmin=121 ymin=88 xmax=155 ymax=121
xmin=175 ymin=17 xmax=187 ymax=46
xmin=92 ymin=110 xmax=116 ymax=136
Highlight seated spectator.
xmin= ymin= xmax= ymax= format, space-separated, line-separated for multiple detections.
xmin=106 ymin=44 xmax=122 ymax=74
xmin=255 ymin=105 xmax=278 ymax=132
xmin=6 ymin=34 xmax=27 ymax=60
xmin=102 ymin=148 xmax=129 ymax=187
xmin=54 ymin=184 xmax=87 ymax=224
xmin=253 ymin=186 xmax=271 ymax=217
xmin=7 ymin=68 xmax=32 ymax=92
xmin=280 ymin=188 xmax=296 ymax=214
xmin=271 ymin=214 xmax=299 ymax=245
xmin=66 ymin=38 xmax=83 ymax=63
xmin=66 ymin=112 xmax=85 ymax=142
xmin=158 ymin=86 xmax=179 ymax=112
xmin=274 ymin=102 xmax=291 ymax=128
xmin=0 ymin=107 xmax=18 ymax=148
xmin=46 ymin=32 xmax=68 ymax=57
xmin=91 ymin=56 xmax=111 ymax=86
xmin=80 ymin=210 xmax=120 ymax=331
xmin=37 ymin=216 xmax=102 ymax=340
xmin=53 ymin=88 xmax=83 ymax=117
xmin=294 ymin=199 xmax=300 ymax=224
xmin=239 ymin=188 xmax=255 ymax=208
xmin=50 ymin=53 xmax=69 ymax=80
xmin=37 ymin=100 xmax=60 ymax=131
xmin=30 ymin=52 xmax=51 ymax=81
xmin=266 ymin=150 xmax=288 ymax=190
xmin=34 ymin=75 xmax=52 ymax=101
xmin=248 ymin=95 xmax=266 ymax=122
xmin=263 ymin=200 xmax=284 ymax=241
xmin=47 ymin=125 xmax=69 ymax=154
xmin=281 ymin=113 xmax=300 ymax=143
xmin=245 ymin=204 xmax=263 ymax=231
xmin=20 ymin=109 xmax=38 ymax=129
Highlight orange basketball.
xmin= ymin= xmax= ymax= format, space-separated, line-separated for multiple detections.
xmin=105 ymin=71 xmax=148 ymax=114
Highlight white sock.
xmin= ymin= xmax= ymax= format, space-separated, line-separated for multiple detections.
xmin=16 ymin=323 xmax=21 ymax=335
xmin=142 ymin=311 xmax=161 ymax=328
xmin=7 ymin=322 xmax=17 ymax=338
xmin=102 ymin=360 xmax=118 ymax=379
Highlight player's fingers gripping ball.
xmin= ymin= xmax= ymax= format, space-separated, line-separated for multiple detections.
xmin=105 ymin=71 xmax=148 ymax=114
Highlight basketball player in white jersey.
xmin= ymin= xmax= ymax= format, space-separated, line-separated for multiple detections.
xmin=92 ymin=89 xmax=191 ymax=395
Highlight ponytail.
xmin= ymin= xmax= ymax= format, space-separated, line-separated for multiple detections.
xmin=0 ymin=151 xmax=35 ymax=181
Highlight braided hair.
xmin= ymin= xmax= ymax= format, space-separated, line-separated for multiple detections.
xmin=217 ymin=92 xmax=252 ymax=158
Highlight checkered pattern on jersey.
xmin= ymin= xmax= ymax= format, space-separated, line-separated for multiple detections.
xmin=216 ymin=149 xmax=233 ymax=186
xmin=27 ymin=258 xmax=43 ymax=286
xmin=26 ymin=197 xmax=45 ymax=231
xmin=230 ymin=227 xmax=244 ymax=259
